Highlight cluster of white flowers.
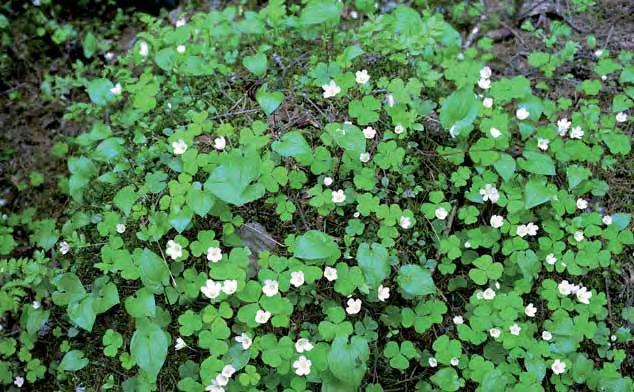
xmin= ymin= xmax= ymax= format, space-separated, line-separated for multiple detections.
xmin=516 ymin=222 xmax=539 ymax=237
xmin=205 ymin=364 xmax=236 ymax=392
xmin=478 ymin=66 xmax=492 ymax=90
xmin=201 ymin=279 xmax=238 ymax=299
xmin=479 ymin=184 xmax=500 ymax=203
xmin=558 ymin=280 xmax=593 ymax=304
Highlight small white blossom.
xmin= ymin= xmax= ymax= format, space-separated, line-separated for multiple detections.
xmin=576 ymin=198 xmax=588 ymax=210
xmin=602 ymin=215 xmax=612 ymax=225
xmin=386 ymin=94 xmax=396 ymax=107
xmin=435 ymin=207 xmax=448 ymax=220
xmin=362 ymin=127 xmax=376 ymax=139
xmin=551 ymin=359 xmax=566 ymax=375
xmin=477 ymin=78 xmax=491 ymax=90
xmin=332 ymin=189 xmax=346 ymax=203
xmin=557 ymin=118 xmax=571 ymax=136
xmin=110 ymin=83 xmax=122 ymax=96
xmin=214 ymin=136 xmax=226 ymax=150
xmin=262 ymin=280 xmax=279 ymax=297
xmin=616 ymin=112 xmax=628 ymax=123
xmin=235 ymin=333 xmax=252 ymax=350
xmin=453 ymin=316 xmax=464 ymax=325
xmin=576 ymin=286 xmax=592 ymax=304
xmin=175 ymin=337 xmax=187 ymax=350
xmin=207 ymin=247 xmax=223 ymax=262
xmin=570 ymin=126 xmax=584 ymax=139
xmin=480 ymin=66 xmax=492 ymax=79
xmin=116 ymin=223 xmax=126 ymax=233
xmin=201 ymin=279 xmax=222 ymax=299
xmin=509 ymin=323 xmax=521 ymax=336
xmin=450 ymin=357 xmax=460 ymax=366
xmin=542 ymin=330 xmax=553 ymax=341
xmin=321 ymin=267 xmax=338 ymax=283
xmin=526 ymin=222 xmax=539 ymax=236
xmin=104 ymin=52 xmax=115 ymax=60
xmin=204 ymin=382 xmax=224 ymax=392
xmin=355 ymin=69 xmax=370 ymax=84
xmin=574 ymin=230 xmax=585 ymax=242
xmin=525 ymin=303 xmax=537 ymax=317
xmin=482 ymin=288 xmax=496 ymax=300
xmin=323 ymin=176 xmax=333 ymax=187
xmin=483 ymin=97 xmax=493 ymax=108
xmin=537 ymin=138 xmax=550 ymax=151
xmin=516 ymin=107 xmax=530 ymax=120
xmin=490 ymin=127 xmax=501 ymax=138
xmin=215 ymin=375 xmax=228 ymax=387
xmin=32 ymin=301 xmax=41 ymax=309
xmin=489 ymin=328 xmax=501 ymax=338
xmin=222 ymin=365 xmax=236 ymax=378
xmin=558 ymin=280 xmax=574 ymax=296
xmin=295 ymin=338 xmax=314 ymax=353
xmin=490 ymin=215 xmax=504 ymax=229
xmin=290 ymin=271 xmax=305 ymax=288
xmin=464 ymin=241 xmax=471 ymax=248
xmin=222 ymin=280 xmax=238 ymax=295
xmin=177 ymin=44 xmax=186 ymax=54
xmin=172 ymin=139 xmax=188 ymax=155
xmin=59 ymin=241 xmax=70 ymax=255
xmin=394 ymin=124 xmax=405 ymax=134
xmin=399 ymin=216 xmax=412 ymax=229
xmin=546 ymin=253 xmax=557 ymax=265
xmin=166 ymin=240 xmax=183 ymax=260
xmin=14 ymin=376 xmax=25 ymax=388
xmin=449 ymin=125 xmax=459 ymax=138
xmin=377 ymin=285 xmax=390 ymax=302
xmin=594 ymin=49 xmax=603 ymax=57
xmin=359 ymin=152 xmax=371 ymax=163
xmin=322 ymin=80 xmax=341 ymax=98
xmin=175 ymin=17 xmax=187 ymax=27
xmin=139 ymin=41 xmax=149 ymax=56
xmin=293 ymin=355 xmax=312 ymax=376
xmin=255 ymin=309 xmax=271 ymax=324
xmin=346 ymin=298 xmax=362 ymax=315
xmin=480 ymin=184 xmax=500 ymax=203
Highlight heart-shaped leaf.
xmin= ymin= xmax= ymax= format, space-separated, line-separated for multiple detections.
xmin=256 ymin=84 xmax=284 ymax=115
xmin=243 ymin=53 xmax=268 ymax=76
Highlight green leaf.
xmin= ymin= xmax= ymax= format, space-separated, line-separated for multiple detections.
xmin=130 ymin=319 xmax=168 ymax=381
xmin=113 ymin=185 xmax=137 ymax=216
xmin=136 ymin=248 xmax=169 ymax=294
xmin=186 ymin=183 xmax=215 ymax=217
xmin=154 ymin=48 xmax=178 ymax=71
xmin=82 ymin=32 xmax=97 ymax=58
xmin=293 ymin=231 xmax=340 ymax=261
xmin=205 ymin=149 xmax=265 ymax=206
xmin=243 ymin=53 xmax=268 ymax=76
xmin=272 ymin=131 xmax=312 ymax=159
xmin=328 ymin=336 xmax=369 ymax=388
xmin=439 ymin=88 xmax=479 ymax=137
xmin=58 ymin=350 xmax=89 ymax=372
xmin=356 ymin=243 xmax=390 ymax=289
xmin=517 ymin=151 xmax=556 ymax=175
xmin=397 ymin=265 xmax=435 ymax=296
xmin=493 ymin=153 xmax=516 ymax=181
xmin=256 ymin=84 xmax=284 ymax=115
xmin=431 ymin=368 xmax=462 ymax=391
xmin=87 ymin=79 xmax=115 ymax=106
xmin=524 ymin=177 xmax=554 ymax=209
xmin=299 ymin=0 xmax=342 ymax=27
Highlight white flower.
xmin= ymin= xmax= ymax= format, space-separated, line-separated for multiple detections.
xmin=602 ymin=215 xmax=612 ymax=225
xmin=235 ymin=333 xmax=252 ymax=350
xmin=386 ymin=94 xmax=396 ymax=107
xmin=222 ymin=280 xmax=238 ymax=295
xmin=526 ymin=222 xmax=539 ymax=236
xmin=201 ymin=279 xmax=222 ymax=299
xmin=551 ymin=359 xmax=566 ymax=375
xmin=594 ymin=49 xmax=603 ymax=57
xmin=177 ymin=44 xmax=186 ymax=54
xmin=175 ymin=17 xmax=187 ymax=27
xmin=450 ymin=357 xmax=460 ymax=366
xmin=509 ymin=323 xmax=521 ymax=336
xmin=14 ymin=376 xmax=24 ymax=388
xmin=490 ymin=215 xmax=504 ymax=229
xmin=116 ymin=223 xmax=126 ymax=233
xmin=323 ymin=176 xmax=333 ymax=186
xmin=525 ymin=303 xmax=537 ymax=317
xmin=295 ymin=338 xmax=314 ymax=353
xmin=576 ymin=198 xmax=588 ymax=210
xmin=616 ymin=112 xmax=628 ymax=123
xmin=489 ymin=328 xmax=501 ymax=338
xmin=323 ymin=266 xmax=338 ymax=281
xmin=546 ymin=253 xmax=557 ymax=265
xmin=290 ymin=271 xmax=305 ymax=287
xmin=611 ymin=335 xmax=617 ymax=342
xmin=537 ymin=138 xmax=550 ymax=151
xmin=332 ymin=189 xmax=346 ymax=203
xmin=207 ymin=247 xmax=223 ymax=262
xmin=355 ymin=69 xmax=370 ymax=84
xmin=542 ymin=330 xmax=553 ymax=341
xmin=483 ymin=97 xmax=493 ymax=108
xmin=394 ymin=124 xmax=405 ymax=134
xmin=449 ymin=125 xmax=459 ymax=138
xmin=293 ymin=355 xmax=312 ymax=376
xmin=490 ymin=127 xmax=501 ymax=138
xmin=166 ymin=240 xmax=183 ymax=260
xmin=255 ymin=309 xmax=271 ymax=324
xmin=204 ymin=383 xmax=224 ymax=392
xmin=362 ymin=127 xmax=376 ymax=139
xmin=175 ymin=337 xmax=187 ymax=350
xmin=139 ymin=41 xmax=149 ymax=56
xmin=557 ymin=118 xmax=571 ymax=136
xmin=399 ymin=216 xmax=412 ymax=229
xmin=574 ymin=230 xmax=584 ymax=242
xmin=104 ymin=52 xmax=115 ymax=61
xmin=558 ymin=280 xmax=573 ymax=296
xmin=453 ymin=315 xmax=464 ymax=325
xmin=480 ymin=184 xmax=500 ymax=203
xmin=322 ymin=80 xmax=341 ymax=98
xmin=110 ymin=83 xmax=122 ymax=96
xmin=262 ymin=280 xmax=279 ymax=297
xmin=482 ymin=288 xmax=496 ymax=300
xmin=477 ymin=78 xmax=491 ymax=90
xmin=516 ymin=225 xmax=529 ymax=237
xmin=359 ymin=152 xmax=371 ymax=163
xmin=570 ymin=126 xmax=584 ymax=139
xmin=222 ymin=365 xmax=236 ymax=378
xmin=480 ymin=66 xmax=492 ymax=79
xmin=172 ymin=139 xmax=188 ymax=155
xmin=464 ymin=241 xmax=472 ymax=248
xmin=435 ymin=207 xmax=448 ymax=220
xmin=214 ymin=136 xmax=226 ymax=150
xmin=377 ymin=285 xmax=390 ymax=302
xmin=346 ymin=298 xmax=362 ymax=315
xmin=428 ymin=357 xmax=438 ymax=367
xmin=59 ymin=241 xmax=70 ymax=255
xmin=32 ymin=301 xmax=41 ymax=309
xmin=576 ymin=286 xmax=592 ymax=304
xmin=516 ymin=107 xmax=530 ymax=120
xmin=214 ymin=375 xmax=228 ymax=387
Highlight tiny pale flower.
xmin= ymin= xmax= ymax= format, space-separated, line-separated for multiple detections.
xmin=428 ymin=357 xmax=438 ymax=367
xmin=295 ymin=338 xmax=314 ymax=353
xmin=537 ymin=138 xmax=550 ymax=151
xmin=323 ymin=176 xmax=333 ymax=186
xmin=526 ymin=222 xmax=539 ymax=236
xmin=166 ymin=240 xmax=183 ymax=260
xmin=332 ymin=189 xmax=346 ymax=203
xmin=177 ymin=44 xmax=186 ymax=54
xmin=222 ymin=364 xmax=236 ymax=378
xmin=450 ymin=357 xmax=460 ymax=366
xmin=394 ymin=124 xmax=405 ymax=134
xmin=399 ymin=216 xmax=412 ymax=229
xmin=574 ymin=230 xmax=584 ymax=242
xmin=235 ymin=333 xmax=252 ymax=350
xmin=215 ymin=374 xmax=228 ymax=387
xmin=322 ymin=80 xmax=341 ymax=98
xmin=490 ymin=127 xmax=501 ymax=138
xmin=362 ymin=126 xmax=376 ymax=139
xmin=509 ymin=323 xmax=521 ymax=336
xmin=255 ymin=309 xmax=271 ymax=324
xmin=482 ymin=288 xmax=496 ymax=300
xmin=172 ymin=139 xmax=188 ymax=155
xmin=480 ymin=66 xmax=492 ymax=79
xmin=201 ymin=279 xmax=222 ymax=299
xmin=222 ymin=280 xmax=238 ymax=295
xmin=525 ymin=303 xmax=537 ymax=317
xmin=346 ymin=298 xmax=362 ymax=315
xmin=558 ymin=280 xmax=573 ymax=296
xmin=110 ymin=83 xmax=122 ymax=96
xmin=175 ymin=17 xmax=187 ymax=27
xmin=480 ymin=184 xmax=499 ymax=203
xmin=14 ymin=376 xmax=25 ymax=388
xmin=59 ymin=241 xmax=70 ymax=255
xmin=489 ymin=328 xmax=501 ymax=338
xmin=435 ymin=207 xmax=448 ymax=220
xmin=570 ymin=126 xmax=584 ymax=139
xmin=377 ymin=285 xmax=390 ymax=302
xmin=386 ymin=94 xmax=396 ymax=107
xmin=323 ymin=266 xmax=338 ymax=281
xmin=602 ymin=215 xmax=612 ymax=225
xmin=116 ymin=223 xmax=126 ymax=233
xmin=616 ymin=112 xmax=628 ymax=123
xmin=594 ymin=49 xmax=603 ymax=57
xmin=576 ymin=286 xmax=592 ymax=304
xmin=293 ymin=355 xmax=312 ymax=376
xmin=139 ymin=41 xmax=149 ymax=56
xmin=359 ymin=152 xmax=371 ymax=163
xmin=214 ymin=136 xmax=226 ymax=150
xmin=355 ymin=69 xmax=370 ymax=84
xmin=175 ymin=337 xmax=187 ymax=350
xmin=262 ymin=280 xmax=279 ymax=297
xmin=551 ymin=359 xmax=566 ymax=375
xmin=207 ymin=246 xmax=223 ymax=262
xmin=290 ymin=271 xmax=305 ymax=287
xmin=576 ymin=198 xmax=588 ymax=210
xmin=477 ymin=78 xmax=491 ymax=89
xmin=490 ymin=215 xmax=504 ymax=229
xmin=482 ymin=97 xmax=493 ymax=108
xmin=546 ymin=253 xmax=557 ymax=265
xmin=453 ymin=315 xmax=464 ymax=325
xmin=542 ymin=330 xmax=553 ymax=341
xmin=557 ymin=118 xmax=571 ymax=135
xmin=516 ymin=107 xmax=530 ymax=120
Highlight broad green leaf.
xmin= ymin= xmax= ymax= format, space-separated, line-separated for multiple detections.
xmin=256 ymin=84 xmax=284 ymax=115
xmin=87 ymin=79 xmax=115 ymax=106
xmin=299 ymin=0 xmax=342 ymax=27
xmin=397 ymin=265 xmax=435 ymax=296
xmin=272 ymin=131 xmax=312 ymax=159
xmin=130 ymin=319 xmax=168 ymax=381
xmin=113 ymin=185 xmax=137 ymax=216
xmin=243 ymin=53 xmax=268 ymax=76
xmin=356 ymin=243 xmax=390 ymax=289
xmin=58 ymin=350 xmax=89 ymax=372
xmin=493 ymin=153 xmax=516 ymax=181
xmin=439 ymin=88 xmax=479 ymax=137
xmin=293 ymin=230 xmax=340 ymax=261
xmin=136 ymin=248 xmax=169 ymax=294
xmin=518 ymin=151 xmax=556 ymax=175
xmin=524 ymin=177 xmax=554 ymax=209
xmin=327 ymin=336 xmax=369 ymax=388
xmin=205 ymin=149 xmax=265 ymax=206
